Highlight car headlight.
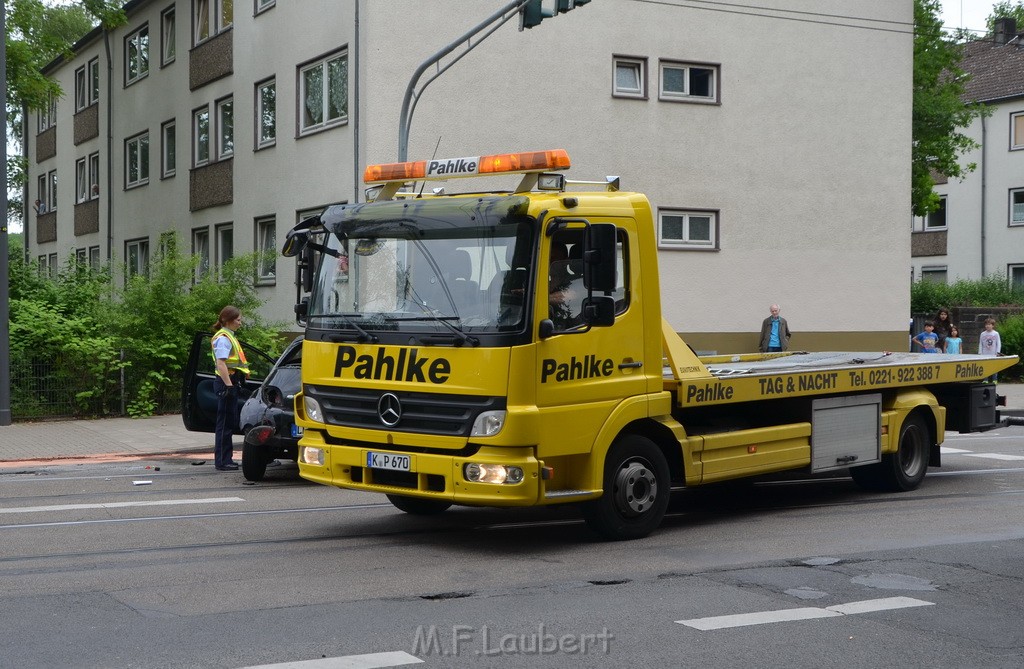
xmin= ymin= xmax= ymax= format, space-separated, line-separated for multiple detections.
xmin=304 ymin=395 xmax=324 ymax=423
xmin=463 ymin=463 xmax=524 ymax=485
xmin=470 ymin=410 xmax=506 ymax=437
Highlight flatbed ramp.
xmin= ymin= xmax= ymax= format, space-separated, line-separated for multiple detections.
xmin=671 ymin=351 xmax=1014 ymax=407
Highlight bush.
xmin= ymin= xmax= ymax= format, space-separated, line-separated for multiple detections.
xmin=8 ymin=233 xmax=286 ymax=418
xmin=911 ymin=274 xmax=1024 ymax=313
xmin=999 ymin=314 xmax=1024 ymax=381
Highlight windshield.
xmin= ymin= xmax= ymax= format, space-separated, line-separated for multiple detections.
xmin=307 ymin=196 xmax=535 ymax=337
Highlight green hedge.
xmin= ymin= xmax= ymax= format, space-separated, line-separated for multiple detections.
xmin=8 ymin=235 xmax=286 ymax=419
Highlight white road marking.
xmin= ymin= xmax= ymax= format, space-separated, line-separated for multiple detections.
xmin=0 ymin=497 xmax=245 ymax=514
xmin=677 ymin=596 xmax=934 ymax=631
xmin=940 ymin=446 xmax=971 ymax=454
xmin=963 ymin=453 xmax=1024 ymax=461
xmin=242 ymin=651 xmax=423 ymax=669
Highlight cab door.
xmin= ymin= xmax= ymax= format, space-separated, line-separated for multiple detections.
xmin=181 ymin=332 xmax=275 ymax=432
xmin=534 ymin=220 xmax=649 ymax=458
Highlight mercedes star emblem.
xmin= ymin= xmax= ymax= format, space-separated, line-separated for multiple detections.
xmin=377 ymin=392 xmax=402 ymax=427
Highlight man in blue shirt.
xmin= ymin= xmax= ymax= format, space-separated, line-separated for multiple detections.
xmin=759 ymin=304 xmax=791 ymax=353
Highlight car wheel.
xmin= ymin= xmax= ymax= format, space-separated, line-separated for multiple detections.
xmin=851 ymin=413 xmax=930 ymax=492
xmin=583 ymin=434 xmax=670 ymax=540
xmin=242 ymin=441 xmax=268 ymax=482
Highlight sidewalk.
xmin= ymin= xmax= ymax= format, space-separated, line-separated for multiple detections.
xmin=0 ymin=384 xmax=1022 ymax=465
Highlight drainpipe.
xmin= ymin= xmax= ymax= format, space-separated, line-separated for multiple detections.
xmin=353 ymin=0 xmax=360 ymax=203
xmin=980 ymin=113 xmax=987 ymax=277
xmin=104 ymin=29 xmax=113 ymax=263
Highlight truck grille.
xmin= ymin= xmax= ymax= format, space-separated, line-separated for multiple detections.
xmin=307 ymin=385 xmax=504 ymax=437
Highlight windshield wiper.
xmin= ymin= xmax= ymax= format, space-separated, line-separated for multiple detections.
xmin=388 ymin=304 xmax=479 ymax=347
xmin=322 ymin=313 xmax=379 ymax=343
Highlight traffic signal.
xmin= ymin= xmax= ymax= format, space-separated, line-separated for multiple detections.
xmin=521 ymin=0 xmax=545 ymax=29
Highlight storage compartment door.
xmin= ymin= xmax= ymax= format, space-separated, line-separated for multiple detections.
xmin=811 ymin=394 xmax=881 ymax=473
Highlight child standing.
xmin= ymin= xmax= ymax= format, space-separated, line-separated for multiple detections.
xmin=912 ymin=321 xmax=940 ymax=353
xmin=978 ymin=318 xmax=1002 ymax=382
xmin=944 ymin=325 xmax=963 ymax=354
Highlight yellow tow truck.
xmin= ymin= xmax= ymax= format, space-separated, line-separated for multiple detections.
xmin=281 ymin=149 xmax=1017 ymax=540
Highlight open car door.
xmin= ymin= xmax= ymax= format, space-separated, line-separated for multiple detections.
xmin=181 ymin=332 xmax=276 ymax=433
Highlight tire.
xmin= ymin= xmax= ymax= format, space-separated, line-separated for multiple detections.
xmin=850 ymin=413 xmax=930 ymax=492
xmin=386 ymin=494 xmax=452 ymax=515
xmin=583 ymin=434 xmax=671 ymax=541
xmin=242 ymin=440 xmax=268 ymax=482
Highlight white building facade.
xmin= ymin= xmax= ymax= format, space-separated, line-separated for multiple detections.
xmin=26 ymin=0 xmax=913 ymax=352
xmin=911 ymin=21 xmax=1024 ymax=290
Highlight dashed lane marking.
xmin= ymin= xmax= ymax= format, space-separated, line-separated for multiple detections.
xmin=677 ymin=596 xmax=934 ymax=631
xmin=0 ymin=497 xmax=245 ymax=514
xmin=940 ymin=447 xmax=971 ymax=454
xmin=963 ymin=453 xmax=1024 ymax=461
xmin=241 ymin=651 xmax=423 ymax=668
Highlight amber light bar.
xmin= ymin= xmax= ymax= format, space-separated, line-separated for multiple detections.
xmin=364 ymin=149 xmax=571 ymax=184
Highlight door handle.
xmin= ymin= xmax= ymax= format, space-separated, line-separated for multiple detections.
xmin=618 ymin=361 xmax=643 ymax=369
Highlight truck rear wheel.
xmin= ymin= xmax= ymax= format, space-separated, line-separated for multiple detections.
xmin=386 ymin=494 xmax=452 ymax=515
xmin=850 ymin=413 xmax=930 ymax=492
xmin=584 ymin=435 xmax=670 ymax=540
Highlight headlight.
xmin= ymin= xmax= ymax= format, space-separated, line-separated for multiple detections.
xmin=304 ymin=395 xmax=323 ymax=423
xmin=301 ymin=446 xmax=324 ymax=466
xmin=470 ymin=410 xmax=506 ymax=437
xmin=463 ymin=463 xmax=523 ymax=485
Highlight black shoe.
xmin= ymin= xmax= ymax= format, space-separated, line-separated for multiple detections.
xmin=216 ymin=464 xmax=239 ymax=471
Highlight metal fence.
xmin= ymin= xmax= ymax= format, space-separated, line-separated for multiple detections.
xmin=10 ymin=350 xmax=180 ymax=421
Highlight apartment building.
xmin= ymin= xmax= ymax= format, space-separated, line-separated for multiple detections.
xmin=26 ymin=0 xmax=913 ymax=352
xmin=911 ymin=18 xmax=1024 ymax=288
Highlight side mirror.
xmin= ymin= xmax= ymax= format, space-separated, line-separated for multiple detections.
xmin=294 ymin=297 xmax=309 ymax=327
xmin=584 ymin=223 xmax=616 ymax=292
xmin=281 ymin=229 xmax=308 ymax=258
xmin=301 ymin=244 xmax=314 ymax=293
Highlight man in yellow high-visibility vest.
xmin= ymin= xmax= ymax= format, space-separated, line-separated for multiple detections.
xmin=211 ymin=305 xmax=250 ymax=471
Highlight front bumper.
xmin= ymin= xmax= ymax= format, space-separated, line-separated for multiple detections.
xmin=297 ymin=429 xmax=542 ymax=506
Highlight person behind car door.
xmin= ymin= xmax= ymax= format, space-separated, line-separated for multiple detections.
xmin=211 ymin=305 xmax=250 ymax=471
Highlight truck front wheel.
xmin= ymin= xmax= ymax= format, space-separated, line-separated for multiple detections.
xmin=850 ymin=413 xmax=930 ymax=492
xmin=584 ymin=435 xmax=671 ymax=540
xmin=386 ymin=494 xmax=452 ymax=515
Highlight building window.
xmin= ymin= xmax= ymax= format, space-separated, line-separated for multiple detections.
xmin=47 ymin=170 xmax=57 ymax=211
xmin=89 ymin=246 xmax=101 ymax=270
xmin=124 ymin=24 xmax=150 ymax=86
xmin=921 ymin=266 xmax=947 ymax=284
xmin=194 ymin=0 xmax=232 ymax=45
xmin=1010 ymin=264 xmax=1024 ymax=291
xmin=256 ymin=78 xmax=276 ymax=149
xmin=1012 ymin=111 xmax=1024 ymax=150
xmin=612 ymin=56 xmax=646 ymax=99
xmin=126 ymin=238 xmax=150 ymax=278
xmin=659 ymin=60 xmax=718 ymax=103
xmin=76 ymin=247 xmax=88 ymax=265
xmin=193 ymin=227 xmax=210 ymax=280
xmin=75 ymin=152 xmax=101 ymax=203
xmin=125 ymin=132 xmax=150 ymax=189
xmin=74 ymin=58 xmax=101 ymax=110
xmin=925 ymin=196 xmax=947 ymax=230
xmin=299 ymin=50 xmax=348 ymax=135
xmin=193 ymin=106 xmax=210 ymax=166
xmin=37 ymin=94 xmax=57 ymax=132
xmin=658 ymin=209 xmax=718 ymax=249
xmin=255 ymin=216 xmax=276 ymax=282
xmin=216 ymin=223 xmax=234 ymax=273
xmin=161 ymin=6 xmax=176 ymax=65
xmin=89 ymin=153 xmax=100 ymax=197
xmin=76 ymin=158 xmax=88 ymax=203
xmin=256 ymin=0 xmax=275 ymax=14
xmin=216 ymin=97 xmax=233 ymax=159
xmin=1011 ymin=189 xmax=1024 ymax=226
xmin=161 ymin=120 xmax=176 ymax=177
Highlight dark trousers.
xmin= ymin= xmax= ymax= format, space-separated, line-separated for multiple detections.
xmin=213 ymin=375 xmax=240 ymax=467
xmin=767 ymin=346 xmax=783 ymax=352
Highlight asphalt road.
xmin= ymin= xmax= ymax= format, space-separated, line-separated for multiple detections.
xmin=1 ymin=427 xmax=1023 ymax=668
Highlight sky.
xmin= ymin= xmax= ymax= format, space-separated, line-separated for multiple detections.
xmin=940 ymin=0 xmax=1000 ymax=34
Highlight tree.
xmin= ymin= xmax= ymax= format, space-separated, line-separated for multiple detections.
xmin=911 ymin=0 xmax=988 ymax=216
xmin=5 ymin=0 xmax=124 ymax=225
xmin=986 ymin=1 xmax=1024 ymax=30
